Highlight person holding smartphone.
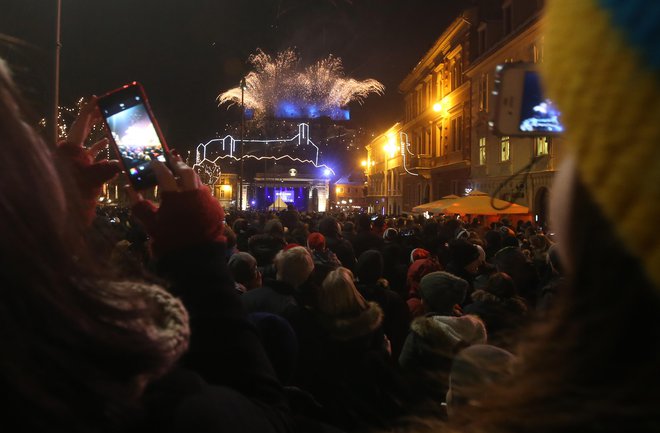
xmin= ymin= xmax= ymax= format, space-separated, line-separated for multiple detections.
xmin=0 ymin=58 xmax=292 ymax=432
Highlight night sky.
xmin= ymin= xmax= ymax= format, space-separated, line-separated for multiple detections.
xmin=2 ymin=0 xmax=467 ymax=155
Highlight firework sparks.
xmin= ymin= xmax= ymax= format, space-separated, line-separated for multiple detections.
xmin=218 ymin=49 xmax=384 ymax=119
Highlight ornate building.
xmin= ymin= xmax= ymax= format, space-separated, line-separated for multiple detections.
xmin=466 ymin=1 xmax=562 ymax=226
xmin=366 ymin=0 xmax=559 ymax=221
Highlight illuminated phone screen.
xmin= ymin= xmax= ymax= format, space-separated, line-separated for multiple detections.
xmin=519 ymin=72 xmax=564 ymax=133
xmin=99 ymin=86 xmax=166 ymax=188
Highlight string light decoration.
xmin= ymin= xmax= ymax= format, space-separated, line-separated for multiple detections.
xmin=398 ymin=131 xmax=419 ymax=176
xmin=218 ymin=49 xmax=384 ymax=120
xmin=193 ymin=122 xmax=335 ymax=176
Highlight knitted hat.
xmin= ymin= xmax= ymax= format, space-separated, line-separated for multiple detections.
xmin=427 ymin=315 xmax=487 ymax=347
xmin=307 ymin=232 xmax=326 ymax=252
xmin=543 ymin=0 xmax=660 ymax=287
xmin=419 ymin=271 xmax=469 ymax=314
xmin=407 ymin=258 xmax=443 ymax=297
xmin=410 ymin=247 xmax=431 ymax=263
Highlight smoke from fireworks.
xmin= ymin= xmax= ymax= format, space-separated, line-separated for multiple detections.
xmin=218 ymin=49 xmax=384 ymax=119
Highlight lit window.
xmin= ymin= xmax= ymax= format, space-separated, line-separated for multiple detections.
xmin=501 ymin=136 xmax=510 ymax=161
xmin=479 ymin=137 xmax=487 ymax=165
xmin=535 ymin=136 xmax=549 ymax=155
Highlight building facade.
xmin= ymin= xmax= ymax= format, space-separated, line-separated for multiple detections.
xmin=366 ymin=0 xmax=559 ymax=221
xmin=398 ymin=10 xmax=476 ymax=211
xmin=365 ymin=123 xmax=404 ymax=215
xmin=334 ymin=171 xmax=368 ymax=211
xmin=466 ymin=0 xmax=562 ymax=225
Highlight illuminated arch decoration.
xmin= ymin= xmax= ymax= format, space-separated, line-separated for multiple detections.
xmin=194 ymin=122 xmax=335 ymax=175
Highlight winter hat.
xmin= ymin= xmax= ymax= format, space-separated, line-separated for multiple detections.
xmin=449 ymin=239 xmax=480 ymax=268
xmin=544 ymin=0 xmax=660 ymax=287
xmin=419 ymin=271 xmax=469 ymax=314
xmin=383 ymin=227 xmax=399 ymax=241
xmin=356 ymin=249 xmax=384 ymax=284
xmin=228 ymin=252 xmax=259 ymax=285
xmin=307 ymin=232 xmax=326 ymax=252
xmin=407 ymin=258 xmax=443 ymax=297
xmin=283 ymin=242 xmax=302 ymax=251
xmin=426 ymin=315 xmax=487 ymax=348
xmin=485 ymin=272 xmax=517 ymax=299
xmin=410 ymin=247 xmax=431 ymax=263
xmin=109 ymin=281 xmax=190 ymax=377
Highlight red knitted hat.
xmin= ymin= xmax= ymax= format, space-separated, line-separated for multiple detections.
xmin=307 ymin=233 xmax=326 ymax=252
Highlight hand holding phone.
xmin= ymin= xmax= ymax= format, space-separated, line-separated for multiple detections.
xmin=490 ymin=63 xmax=564 ymax=137
xmin=97 ymin=82 xmax=170 ymax=190
xmin=129 ymin=153 xmax=226 ymax=257
xmin=56 ymin=97 xmax=121 ymax=224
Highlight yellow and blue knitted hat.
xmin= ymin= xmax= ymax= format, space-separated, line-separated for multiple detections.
xmin=543 ymin=0 xmax=660 ymax=287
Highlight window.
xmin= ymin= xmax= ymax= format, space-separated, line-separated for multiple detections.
xmin=451 ymin=117 xmax=464 ymax=152
xmin=436 ymin=124 xmax=443 ymax=156
xmin=425 ymin=80 xmax=433 ymax=108
xmin=535 ymin=136 xmax=550 ymax=155
xmin=501 ymin=136 xmax=510 ymax=161
xmin=479 ymin=137 xmax=487 ymax=165
xmin=478 ymin=27 xmax=487 ymax=55
xmin=425 ymin=128 xmax=432 ymax=155
xmin=452 ymin=58 xmax=463 ymax=90
xmin=479 ymin=73 xmax=489 ymax=111
xmin=436 ymin=72 xmax=443 ymax=100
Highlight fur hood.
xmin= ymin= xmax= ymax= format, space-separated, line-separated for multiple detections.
xmin=318 ymin=301 xmax=384 ymax=341
xmin=410 ymin=314 xmax=487 ymax=348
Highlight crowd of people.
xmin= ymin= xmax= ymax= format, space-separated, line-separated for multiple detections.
xmin=97 ymin=200 xmax=559 ymax=431
xmin=2 ymin=0 xmax=660 ymax=431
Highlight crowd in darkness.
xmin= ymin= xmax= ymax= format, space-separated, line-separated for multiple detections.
xmin=93 ymin=203 xmax=561 ymax=431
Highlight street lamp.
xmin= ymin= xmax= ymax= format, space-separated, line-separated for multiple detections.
xmin=239 ymin=77 xmax=246 ymax=210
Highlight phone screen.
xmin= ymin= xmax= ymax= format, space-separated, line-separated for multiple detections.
xmin=519 ymin=71 xmax=564 ymax=133
xmin=98 ymin=83 xmax=167 ymax=189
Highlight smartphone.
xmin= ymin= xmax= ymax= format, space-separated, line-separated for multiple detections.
xmin=97 ymin=82 xmax=169 ymax=190
xmin=490 ymin=63 xmax=564 ymax=136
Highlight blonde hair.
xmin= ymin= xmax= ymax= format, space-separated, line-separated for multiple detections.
xmin=274 ymin=246 xmax=314 ymax=289
xmin=318 ymin=267 xmax=368 ymax=317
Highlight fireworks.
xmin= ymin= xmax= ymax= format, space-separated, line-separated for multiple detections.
xmin=218 ymin=49 xmax=384 ymax=119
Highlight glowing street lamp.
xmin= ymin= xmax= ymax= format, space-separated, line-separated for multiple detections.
xmin=361 ymin=160 xmax=367 ymax=167
xmin=384 ymin=133 xmax=398 ymax=158
xmin=433 ymin=101 xmax=443 ymax=112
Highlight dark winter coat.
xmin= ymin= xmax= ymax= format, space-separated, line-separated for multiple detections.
xmin=143 ymin=243 xmax=293 ymax=433
xmin=356 ymin=280 xmax=411 ymax=359
xmin=241 ymin=278 xmax=299 ymax=318
xmin=291 ymin=302 xmax=411 ymax=431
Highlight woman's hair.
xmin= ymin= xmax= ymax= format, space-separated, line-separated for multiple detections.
xmin=0 ymin=58 xmax=179 ymax=431
xmin=448 ymin=174 xmax=660 ymax=431
xmin=318 ymin=267 xmax=368 ymax=317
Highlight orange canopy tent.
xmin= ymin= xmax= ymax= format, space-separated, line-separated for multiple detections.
xmin=437 ymin=190 xmax=529 ymax=215
xmin=412 ymin=194 xmax=461 ymax=213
